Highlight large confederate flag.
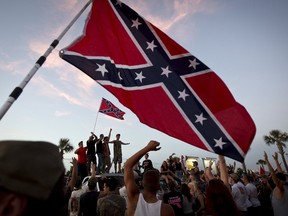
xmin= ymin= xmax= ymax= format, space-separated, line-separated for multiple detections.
xmin=60 ymin=0 xmax=256 ymax=162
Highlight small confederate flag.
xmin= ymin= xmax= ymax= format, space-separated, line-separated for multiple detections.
xmin=99 ymin=98 xmax=125 ymax=120
xmin=259 ymin=165 xmax=265 ymax=175
xmin=60 ymin=0 xmax=256 ymax=162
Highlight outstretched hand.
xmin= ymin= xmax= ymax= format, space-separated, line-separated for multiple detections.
xmin=264 ymin=151 xmax=268 ymax=161
xmin=272 ymin=152 xmax=278 ymax=161
xmin=209 ymin=160 xmax=214 ymax=167
xmin=70 ymin=157 xmax=77 ymax=166
xmin=146 ymin=140 xmax=161 ymax=152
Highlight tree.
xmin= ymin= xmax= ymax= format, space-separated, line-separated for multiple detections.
xmin=256 ymin=159 xmax=266 ymax=166
xmin=257 ymin=159 xmax=266 ymax=174
xmin=264 ymin=129 xmax=288 ymax=173
xmin=58 ymin=138 xmax=74 ymax=159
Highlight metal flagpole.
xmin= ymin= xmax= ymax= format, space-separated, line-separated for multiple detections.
xmin=0 ymin=0 xmax=93 ymax=121
xmin=93 ymin=100 xmax=102 ymax=133
xmin=92 ymin=111 xmax=100 ymax=134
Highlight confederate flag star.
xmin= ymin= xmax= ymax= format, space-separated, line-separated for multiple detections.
xmin=135 ymin=71 xmax=146 ymax=83
xmin=214 ymin=137 xmax=227 ymax=150
xmin=178 ymin=89 xmax=189 ymax=101
xmin=195 ymin=113 xmax=207 ymax=125
xmin=115 ymin=0 xmax=122 ymax=7
xmin=118 ymin=72 xmax=123 ymax=80
xmin=188 ymin=58 xmax=199 ymax=70
xmin=146 ymin=40 xmax=157 ymax=52
xmin=131 ymin=18 xmax=142 ymax=29
xmin=161 ymin=66 xmax=172 ymax=78
xmin=96 ymin=63 xmax=108 ymax=77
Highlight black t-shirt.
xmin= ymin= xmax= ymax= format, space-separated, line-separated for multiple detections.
xmin=79 ymin=191 xmax=100 ymax=216
xmin=87 ymin=140 xmax=96 ymax=155
xmin=96 ymin=140 xmax=103 ymax=153
xmin=163 ymin=191 xmax=184 ymax=216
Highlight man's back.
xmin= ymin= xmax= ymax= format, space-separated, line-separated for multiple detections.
xmin=134 ymin=193 xmax=162 ymax=215
xmin=97 ymin=192 xmax=126 ymax=216
xmin=79 ymin=191 xmax=100 ymax=216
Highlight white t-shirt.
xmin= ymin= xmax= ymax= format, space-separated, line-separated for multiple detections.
xmin=245 ymin=183 xmax=261 ymax=207
xmin=69 ymin=188 xmax=86 ymax=216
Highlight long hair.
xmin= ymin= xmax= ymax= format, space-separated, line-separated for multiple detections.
xmin=205 ymin=179 xmax=240 ymax=216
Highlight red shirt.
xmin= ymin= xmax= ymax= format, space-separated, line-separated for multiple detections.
xmin=76 ymin=147 xmax=87 ymax=164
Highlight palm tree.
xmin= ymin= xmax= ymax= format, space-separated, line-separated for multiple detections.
xmin=58 ymin=138 xmax=74 ymax=159
xmin=264 ymin=129 xmax=288 ymax=173
xmin=256 ymin=159 xmax=266 ymax=166
xmin=257 ymin=159 xmax=266 ymax=174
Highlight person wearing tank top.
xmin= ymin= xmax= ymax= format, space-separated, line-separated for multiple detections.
xmin=124 ymin=141 xmax=175 ymax=216
xmin=264 ymin=151 xmax=288 ymax=216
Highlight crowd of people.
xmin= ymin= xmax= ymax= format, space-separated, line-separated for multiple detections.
xmin=74 ymin=129 xmax=130 ymax=180
xmin=0 ymin=139 xmax=287 ymax=216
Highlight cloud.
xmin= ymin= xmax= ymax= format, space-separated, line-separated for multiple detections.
xmin=122 ymin=0 xmax=220 ymax=31
xmin=54 ymin=110 xmax=72 ymax=117
xmin=26 ymin=35 xmax=100 ymax=110
xmin=31 ymin=75 xmax=99 ymax=111
xmin=0 ymin=59 xmax=25 ymax=76
xmin=53 ymin=0 xmax=80 ymax=12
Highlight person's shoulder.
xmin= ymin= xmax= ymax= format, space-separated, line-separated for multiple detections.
xmin=97 ymin=195 xmax=105 ymax=204
xmin=161 ymin=203 xmax=175 ymax=216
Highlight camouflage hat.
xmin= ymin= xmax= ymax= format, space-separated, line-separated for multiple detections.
xmin=0 ymin=140 xmax=65 ymax=200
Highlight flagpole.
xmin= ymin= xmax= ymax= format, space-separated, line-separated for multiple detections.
xmin=93 ymin=99 xmax=102 ymax=133
xmin=0 ymin=0 xmax=93 ymax=121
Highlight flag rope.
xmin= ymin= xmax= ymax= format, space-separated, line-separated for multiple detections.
xmin=0 ymin=0 xmax=93 ymax=121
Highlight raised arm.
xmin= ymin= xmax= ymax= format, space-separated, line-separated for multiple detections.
xmin=218 ymin=155 xmax=229 ymax=189
xmin=205 ymin=160 xmax=215 ymax=181
xmin=272 ymin=152 xmax=283 ymax=173
xmin=124 ymin=141 xmax=161 ymax=213
xmin=67 ymin=157 xmax=78 ymax=190
xmin=91 ymin=131 xmax=97 ymax=140
xmin=264 ymin=151 xmax=284 ymax=191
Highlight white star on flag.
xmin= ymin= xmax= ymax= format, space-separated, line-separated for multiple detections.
xmin=195 ymin=113 xmax=207 ymax=125
xmin=96 ymin=64 xmax=108 ymax=77
xmin=178 ymin=89 xmax=189 ymax=101
xmin=188 ymin=58 xmax=199 ymax=70
xmin=214 ymin=137 xmax=227 ymax=150
xmin=116 ymin=0 xmax=122 ymax=6
xmin=131 ymin=18 xmax=142 ymax=29
xmin=146 ymin=40 xmax=157 ymax=51
xmin=135 ymin=71 xmax=146 ymax=83
xmin=161 ymin=66 xmax=172 ymax=78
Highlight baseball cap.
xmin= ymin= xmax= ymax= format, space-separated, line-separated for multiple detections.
xmin=0 ymin=140 xmax=65 ymax=200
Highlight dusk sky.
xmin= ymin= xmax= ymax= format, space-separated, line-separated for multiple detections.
xmin=1 ymin=0 xmax=287 ymax=171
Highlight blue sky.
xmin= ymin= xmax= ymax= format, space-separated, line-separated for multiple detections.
xmin=1 ymin=0 xmax=287 ymax=171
